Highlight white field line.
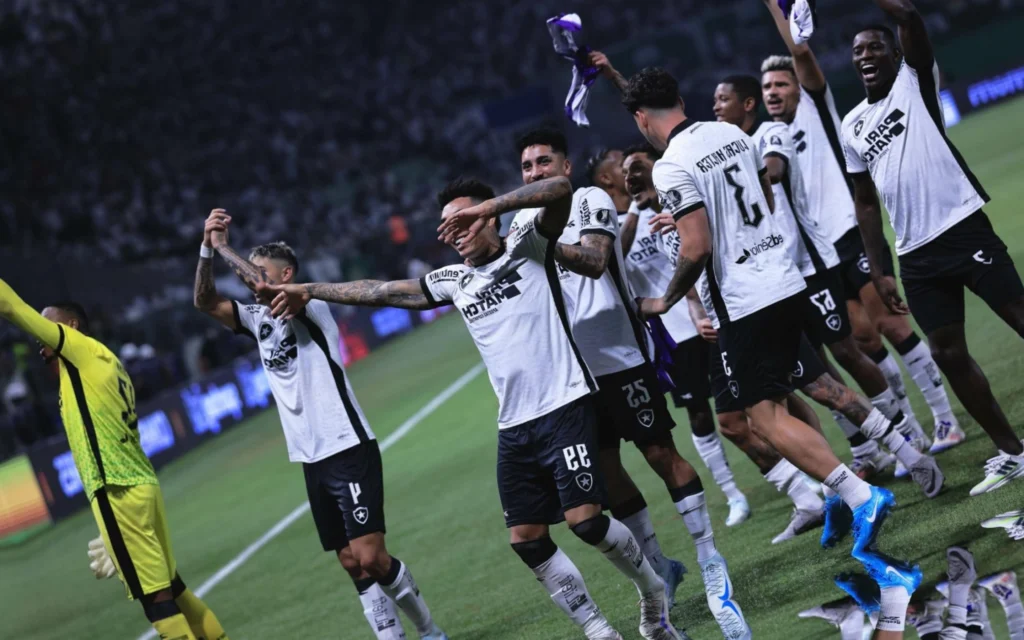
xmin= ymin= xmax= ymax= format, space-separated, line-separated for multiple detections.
xmin=136 ymin=362 xmax=485 ymax=640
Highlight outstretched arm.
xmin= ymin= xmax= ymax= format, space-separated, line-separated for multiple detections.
xmin=851 ymin=172 xmax=908 ymax=314
xmin=555 ymin=233 xmax=613 ymax=279
xmin=0 ymin=279 xmax=62 ymax=351
xmin=438 ymin=177 xmax=574 ymax=242
xmin=194 ymin=211 xmax=239 ymax=329
xmin=763 ymin=0 xmax=826 ymax=92
xmin=262 ymin=280 xmax=439 ymax=320
xmin=589 ymin=51 xmax=629 ymax=96
xmin=640 ymin=210 xmax=712 ymax=316
xmin=873 ymin=0 xmax=933 ymax=70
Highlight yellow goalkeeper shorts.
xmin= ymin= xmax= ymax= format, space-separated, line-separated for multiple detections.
xmin=90 ymin=483 xmax=177 ymax=600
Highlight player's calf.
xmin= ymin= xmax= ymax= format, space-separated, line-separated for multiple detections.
xmin=170 ymin=575 xmax=229 ymax=640
xmin=141 ymin=588 xmax=198 ymax=640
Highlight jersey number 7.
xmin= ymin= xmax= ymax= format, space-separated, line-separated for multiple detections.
xmin=724 ymin=165 xmax=764 ymax=228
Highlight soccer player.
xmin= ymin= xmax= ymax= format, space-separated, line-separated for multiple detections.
xmin=514 ymin=129 xmax=749 ymax=637
xmin=193 ymin=210 xmax=445 ymax=640
xmin=842 ymin=0 xmax=1024 ymax=495
xmin=589 ymin=143 xmax=753 ymax=528
xmin=622 ymin=66 xmax=899 ymax=566
xmin=0 ymin=280 xmax=228 ymax=640
xmin=266 ymin=178 xmax=682 ymax=640
xmin=711 ymin=74 xmax=944 ymax=498
xmin=759 ymin=0 xmax=961 ymax=457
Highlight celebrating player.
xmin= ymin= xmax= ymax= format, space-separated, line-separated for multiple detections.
xmin=842 ymin=0 xmax=1024 ymax=495
xmin=759 ymin=0 xmax=960 ymax=463
xmin=265 ymin=178 xmax=683 ymax=640
xmin=193 ymin=210 xmax=446 ymax=640
xmin=0 ymin=280 xmax=228 ymax=640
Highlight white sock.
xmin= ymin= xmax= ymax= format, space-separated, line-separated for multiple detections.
xmin=358 ymin=583 xmax=407 ymax=640
xmin=764 ymin=459 xmax=823 ymax=511
xmin=838 ymin=610 xmax=865 ymax=640
xmin=939 ymin=625 xmax=969 ymax=640
xmin=872 ymin=388 xmax=927 ymax=442
xmin=860 ymin=409 xmax=923 ymax=468
xmin=1004 ymin=598 xmax=1024 ymax=634
xmin=531 ymin=548 xmax=605 ymax=631
xmin=898 ymin=337 xmax=955 ymax=420
xmin=378 ymin=559 xmax=435 ymax=636
xmin=692 ymin=432 xmax=744 ymax=501
xmin=594 ymin=517 xmax=663 ymax=594
xmin=823 ymin=464 xmax=872 ymax=509
xmin=619 ymin=506 xmax=666 ymax=576
xmin=877 ymin=585 xmax=911 ymax=632
xmin=869 ymin=388 xmax=901 ymax=420
xmin=674 ymin=489 xmax=718 ymax=563
xmin=822 ymin=483 xmax=837 ymax=498
xmin=945 ymin=602 xmax=969 ymax=634
xmin=850 ymin=439 xmax=879 ymax=459
xmin=832 ymin=410 xmax=862 ymax=439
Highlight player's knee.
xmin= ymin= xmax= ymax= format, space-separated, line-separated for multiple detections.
xmin=170 ymin=574 xmax=187 ymax=599
xmin=510 ymin=536 xmax=558 ymax=569
xmin=355 ymin=548 xmax=391 ymax=579
xmin=570 ymin=514 xmax=611 ymax=546
xmin=337 ymin=547 xmax=363 ymax=578
xmin=687 ymin=403 xmax=716 ymax=438
xmin=640 ymin=440 xmax=677 ymax=475
xmin=717 ymin=412 xmax=749 ymax=442
xmin=930 ymin=340 xmax=968 ymax=370
xmin=140 ymin=590 xmax=181 ymax=622
xmin=876 ymin=315 xmax=912 ymax=343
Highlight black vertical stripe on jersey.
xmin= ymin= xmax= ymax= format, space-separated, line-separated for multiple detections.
xmin=704 ymin=253 xmax=730 ymax=324
xmin=807 ymin=88 xmax=855 ymax=196
xmin=607 ymin=252 xmax=653 ymax=364
xmin=295 ymin=315 xmax=369 ymax=443
xmin=781 ymin=174 xmax=828 ymax=275
xmin=94 ymin=488 xmax=144 ymax=599
xmin=231 ymin=301 xmax=257 ymax=341
xmin=544 ymin=242 xmax=598 ymax=393
xmin=916 ymin=65 xmax=991 ymax=203
xmin=55 ymin=325 xmax=65 ymax=356
xmin=63 ymin=358 xmax=106 ymax=483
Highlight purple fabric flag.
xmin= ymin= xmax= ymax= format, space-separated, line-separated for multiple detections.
xmin=546 ymin=13 xmax=600 ymax=127
xmin=645 ymin=315 xmax=678 ymax=393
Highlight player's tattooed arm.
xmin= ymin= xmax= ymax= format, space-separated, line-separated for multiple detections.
xmin=195 ymin=210 xmax=240 ymax=329
xmin=555 ymin=233 xmax=613 ymax=279
xmin=215 ymin=245 xmax=272 ymax=292
xmin=872 ymin=0 xmax=933 ymax=70
xmin=762 ymin=0 xmax=826 ymax=92
xmin=261 ymin=280 xmax=438 ymax=320
xmin=589 ymin=51 xmax=628 ymax=96
xmin=640 ymin=209 xmax=712 ymax=317
xmin=438 ymin=177 xmax=573 ymax=243
xmin=851 ymin=172 xmax=909 ymax=314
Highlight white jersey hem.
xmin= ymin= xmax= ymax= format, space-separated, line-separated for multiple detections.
xmin=497 ymin=386 xmax=591 ymax=430
xmin=287 ymin=437 xmax=373 ymax=464
xmin=723 ymin=278 xmax=807 ymax=324
xmin=894 ymin=203 xmax=984 ymax=256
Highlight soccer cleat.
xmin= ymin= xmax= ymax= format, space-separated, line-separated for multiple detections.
xmin=978 ymin=570 xmax=1020 ymax=603
xmin=981 ymin=510 xmax=1024 ymax=540
xmin=725 ymin=496 xmax=751 ymax=527
xmin=858 ymin=551 xmax=923 ymax=596
xmin=850 ymin=487 xmax=896 ymax=557
xmin=821 ymin=494 xmax=853 ymax=549
xmin=420 ymin=628 xmax=449 ymax=640
xmin=909 ymin=454 xmax=945 ymax=498
xmin=659 ymin=559 xmax=687 ymax=610
xmin=699 ymin=553 xmax=751 ymax=639
xmin=970 ymin=449 xmax=1024 ymax=496
xmin=772 ymin=507 xmax=825 ymax=544
xmin=833 ymin=572 xmax=881 ymax=612
xmin=798 ymin=596 xmax=865 ymax=631
xmin=851 ymin=447 xmax=896 ymax=481
xmin=947 ymin=546 xmax=977 ymax=587
xmin=908 ymin=598 xmax=946 ymax=636
xmin=930 ymin=417 xmax=966 ymax=453
xmin=637 ymin=587 xmax=682 ymax=640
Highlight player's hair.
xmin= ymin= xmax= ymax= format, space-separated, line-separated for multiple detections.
xmin=622 ymin=67 xmax=681 ymax=113
xmin=249 ymin=241 xmax=299 ymax=275
xmin=48 ymin=302 xmax=90 ymax=333
xmin=857 ymin=23 xmax=899 ymax=49
xmin=436 ymin=177 xmax=501 ymax=232
xmin=721 ymin=74 xmax=763 ymax=110
xmin=761 ymin=55 xmax=796 ymax=76
xmin=515 ymin=128 xmax=568 ymax=157
xmin=622 ymin=142 xmax=662 ymax=162
xmin=585 ymin=149 xmax=615 ymax=185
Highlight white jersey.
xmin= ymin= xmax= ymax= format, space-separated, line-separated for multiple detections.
xmin=515 ymin=187 xmax=648 ymax=378
xmin=791 ymin=84 xmax=858 ymax=243
xmin=620 ymin=204 xmax=699 ymax=343
xmin=842 ymin=61 xmax=989 ymax=255
xmin=233 ymin=299 xmax=374 ymax=463
xmin=420 ymin=211 xmax=596 ymax=429
xmin=653 ymin=120 xmax=806 ymax=324
xmin=753 ymin=121 xmax=840 ymax=275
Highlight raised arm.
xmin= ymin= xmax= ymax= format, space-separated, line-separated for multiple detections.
xmin=262 ymin=280 xmax=439 ymax=320
xmin=555 ymin=234 xmax=613 ymax=279
xmin=762 ymin=0 xmax=826 ymax=92
xmin=438 ymin=177 xmax=574 ymax=242
xmin=640 ymin=209 xmax=712 ymax=316
xmin=873 ymin=0 xmax=933 ymax=70
xmin=194 ymin=210 xmax=239 ymax=329
xmin=0 ymin=279 xmax=62 ymax=351
xmin=851 ymin=172 xmax=908 ymax=314
xmin=589 ymin=51 xmax=629 ymax=96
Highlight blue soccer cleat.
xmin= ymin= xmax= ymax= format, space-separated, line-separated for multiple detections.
xmin=821 ymin=494 xmax=853 ymax=549
xmin=661 ymin=559 xmax=688 ymax=610
xmin=859 ymin=550 xmax=923 ymax=597
xmin=834 ymin=572 xmax=881 ymax=613
xmin=851 ymin=487 xmax=896 ymax=557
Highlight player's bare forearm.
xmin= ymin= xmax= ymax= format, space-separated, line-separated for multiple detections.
xmin=216 ymin=244 xmax=272 ymax=292
xmin=486 ymin=178 xmax=573 ymax=238
xmin=305 ymin=280 xmax=436 ymax=310
xmin=555 ymin=234 xmax=612 ymax=279
xmin=762 ymin=0 xmax=825 ymax=90
xmin=685 ymin=287 xmax=707 ymax=323
xmin=193 ymin=257 xmax=221 ymax=311
xmin=606 ymin=69 xmax=629 ymax=96
xmin=760 ymin=172 xmax=776 ymax=214
xmin=873 ymin=0 xmax=917 ymax=21
xmin=663 ymin=254 xmax=707 ymax=309
xmin=619 ymin=212 xmax=639 ymax=255
xmin=853 ymin=189 xmax=888 ymax=281
xmin=873 ymin=0 xmax=933 ymax=67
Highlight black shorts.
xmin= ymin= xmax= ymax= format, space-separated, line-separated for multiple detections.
xmin=667 ymin=338 xmax=712 ymax=408
xmin=834 ymin=226 xmax=896 ymax=301
xmin=304 ymin=440 xmax=386 ymax=552
xmin=708 ymin=341 xmax=742 ymax=415
xmin=497 ymin=396 xmax=604 ymax=528
xmin=899 ymin=210 xmax=1024 ymax=335
xmin=790 ymin=333 xmax=829 ymax=388
xmin=801 ymin=267 xmax=854 ymax=346
xmin=716 ymin=295 xmax=803 ymax=409
xmin=594 ymin=363 xmax=677 ymax=450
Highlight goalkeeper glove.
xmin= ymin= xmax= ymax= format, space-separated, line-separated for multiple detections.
xmin=87 ymin=536 xmax=117 ymax=579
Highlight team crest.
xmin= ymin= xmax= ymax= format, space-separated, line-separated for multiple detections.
xmin=826 ymin=314 xmax=843 ymax=331
xmin=770 ymin=135 xmax=782 ymax=146
xmin=793 ymin=361 xmax=804 ymax=378
xmin=729 ymin=381 xmax=740 ymax=398
xmin=353 ymin=507 xmax=369 ymax=525
xmin=459 ymin=272 xmax=475 ymax=288
xmin=854 ymin=119 xmax=865 ymax=137
xmin=857 ymin=255 xmax=870 ymax=273
xmin=258 ymin=322 xmax=274 ymax=341
xmin=575 ymin=473 xmax=594 ymax=492
xmin=637 ymin=409 xmax=655 ymax=428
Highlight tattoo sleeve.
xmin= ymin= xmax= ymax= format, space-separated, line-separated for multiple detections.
xmin=216 ymin=245 xmax=272 ymax=292
xmin=554 ymin=234 xmax=612 ymax=279
xmin=193 ymin=257 xmax=219 ymax=310
xmin=305 ymin=280 xmax=436 ymax=310
xmin=663 ymin=254 xmax=707 ymax=309
xmin=479 ymin=177 xmax=573 ymax=218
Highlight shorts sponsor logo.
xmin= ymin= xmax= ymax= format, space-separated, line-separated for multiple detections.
xmin=353 ymin=506 xmax=369 ymax=525
xmin=575 ymin=472 xmax=594 ymax=492
xmin=637 ymin=409 xmax=655 ymax=428
xmin=973 ymin=250 xmax=993 ymax=265
xmin=857 ymin=255 xmax=870 ymax=274
xmin=826 ymin=313 xmax=843 ymax=331
xmin=728 ymin=381 xmax=740 ymax=398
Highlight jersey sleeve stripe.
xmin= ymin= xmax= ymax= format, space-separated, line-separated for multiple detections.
xmin=672 ymin=201 xmax=706 ymax=221
xmin=62 ymin=359 xmax=106 ymax=483
xmin=543 ymin=242 xmax=598 ymax=394
xmin=93 ymin=489 xmax=145 ymax=600
xmin=807 ymin=86 xmax=855 ymax=198
xmin=580 ymin=229 xmax=615 ymax=239
xmin=231 ymin=301 xmax=257 ymax=341
xmin=419 ymin=276 xmax=439 ymax=305
xmin=704 ymin=254 xmax=731 ymax=324
xmin=55 ymin=324 xmax=65 ymax=356
xmin=758 ymin=166 xmax=769 ymax=176
xmin=763 ymin=151 xmax=787 ymax=162
xmin=295 ymin=316 xmax=371 ymax=443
